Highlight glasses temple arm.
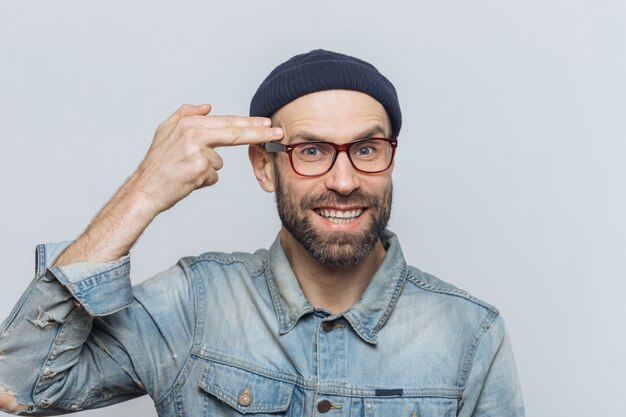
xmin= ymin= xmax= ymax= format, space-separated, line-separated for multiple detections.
xmin=263 ymin=142 xmax=287 ymax=153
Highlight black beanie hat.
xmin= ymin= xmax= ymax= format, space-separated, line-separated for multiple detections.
xmin=249 ymin=49 xmax=402 ymax=138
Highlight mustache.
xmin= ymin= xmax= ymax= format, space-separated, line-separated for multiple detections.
xmin=300 ymin=189 xmax=381 ymax=209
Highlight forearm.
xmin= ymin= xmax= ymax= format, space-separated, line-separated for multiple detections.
xmin=54 ymin=173 xmax=158 ymax=266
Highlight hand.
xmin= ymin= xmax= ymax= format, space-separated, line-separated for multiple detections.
xmin=131 ymin=103 xmax=283 ymax=214
xmin=54 ymin=103 xmax=281 ymax=266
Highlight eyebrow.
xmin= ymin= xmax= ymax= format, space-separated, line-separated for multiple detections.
xmin=289 ymin=125 xmax=390 ymax=143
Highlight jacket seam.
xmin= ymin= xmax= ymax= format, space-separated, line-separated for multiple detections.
xmin=184 ymin=253 xmax=265 ymax=277
xmin=456 ymin=310 xmax=499 ymax=390
xmin=405 ymin=273 xmax=499 ymax=315
xmin=0 ymin=245 xmax=50 ymax=336
xmin=51 ymin=256 xmax=130 ymax=286
xmin=153 ymin=258 xmax=199 ymax=407
xmin=31 ymin=306 xmax=66 ymax=408
xmin=372 ymin=262 xmax=408 ymax=335
xmin=262 ymin=255 xmax=290 ymax=331
xmin=35 ymin=243 xmax=46 ymax=278
xmin=193 ymin=350 xmax=462 ymax=398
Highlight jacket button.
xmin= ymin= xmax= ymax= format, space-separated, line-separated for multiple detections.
xmin=317 ymin=399 xmax=332 ymax=413
xmin=321 ymin=321 xmax=335 ymax=333
xmin=238 ymin=385 xmax=253 ymax=407
xmin=238 ymin=392 xmax=252 ymax=407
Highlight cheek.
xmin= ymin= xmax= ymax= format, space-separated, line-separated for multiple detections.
xmin=273 ymin=154 xmax=296 ymax=183
xmin=275 ymin=166 xmax=312 ymax=200
xmin=363 ymin=175 xmax=392 ymax=194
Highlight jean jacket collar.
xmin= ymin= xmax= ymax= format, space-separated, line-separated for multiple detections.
xmin=265 ymin=229 xmax=408 ymax=345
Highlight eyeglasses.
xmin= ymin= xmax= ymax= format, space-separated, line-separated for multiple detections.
xmin=263 ymin=137 xmax=398 ymax=177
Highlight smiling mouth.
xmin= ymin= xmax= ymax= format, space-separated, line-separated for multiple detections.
xmin=313 ymin=208 xmax=365 ymax=224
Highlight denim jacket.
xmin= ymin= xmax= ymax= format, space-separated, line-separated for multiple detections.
xmin=0 ymin=230 xmax=524 ymax=416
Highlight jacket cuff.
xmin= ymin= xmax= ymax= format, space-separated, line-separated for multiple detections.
xmin=36 ymin=241 xmax=134 ymax=316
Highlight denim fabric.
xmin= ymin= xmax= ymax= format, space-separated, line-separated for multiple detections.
xmin=0 ymin=230 xmax=524 ymax=416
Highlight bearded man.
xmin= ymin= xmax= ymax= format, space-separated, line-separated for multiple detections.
xmin=0 ymin=50 xmax=524 ymax=417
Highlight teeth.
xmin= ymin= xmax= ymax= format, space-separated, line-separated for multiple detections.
xmin=317 ymin=208 xmax=363 ymax=221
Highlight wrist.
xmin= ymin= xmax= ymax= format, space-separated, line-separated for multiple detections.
xmin=123 ymin=171 xmax=163 ymax=218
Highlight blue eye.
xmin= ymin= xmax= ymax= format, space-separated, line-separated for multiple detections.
xmin=295 ymin=143 xmax=330 ymax=161
xmin=353 ymin=142 xmax=378 ymax=158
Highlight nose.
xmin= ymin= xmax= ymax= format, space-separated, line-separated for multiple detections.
xmin=323 ymin=151 xmax=360 ymax=195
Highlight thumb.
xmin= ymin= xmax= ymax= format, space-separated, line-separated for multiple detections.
xmin=165 ymin=103 xmax=212 ymax=123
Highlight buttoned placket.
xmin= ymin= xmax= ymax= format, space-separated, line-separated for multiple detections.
xmin=266 ymin=230 xmax=411 ymax=416
xmin=314 ymin=315 xmax=347 ymax=415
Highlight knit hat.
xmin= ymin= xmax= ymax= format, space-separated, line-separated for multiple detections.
xmin=249 ymin=49 xmax=402 ymax=138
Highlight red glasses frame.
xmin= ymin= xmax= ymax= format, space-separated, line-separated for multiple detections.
xmin=263 ymin=137 xmax=398 ymax=177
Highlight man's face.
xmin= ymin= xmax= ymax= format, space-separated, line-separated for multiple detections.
xmin=270 ymin=90 xmax=394 ymax=266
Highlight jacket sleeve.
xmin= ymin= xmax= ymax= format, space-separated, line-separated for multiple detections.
xmin=0 ymin=241 xmax=195 ymax=415
xmin=458 ymin=313 xmax=525 ymax=417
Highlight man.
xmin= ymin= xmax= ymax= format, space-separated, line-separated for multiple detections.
xmin=0 ymin=50 xmax=524 ymax=416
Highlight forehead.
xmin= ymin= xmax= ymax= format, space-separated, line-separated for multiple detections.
xmin=272 ymin=90 xmax=391 ymax=141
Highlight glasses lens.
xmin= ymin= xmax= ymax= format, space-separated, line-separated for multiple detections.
xmin=289 ymin=139 xmax=395 ymax=176
xmin=350 ymin=139 xmax=393 ymax=172
xmin=291 ymin=142 xmax=336 ymax=176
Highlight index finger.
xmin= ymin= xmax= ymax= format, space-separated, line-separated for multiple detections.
xmin=183 ymin=115 xmax=272 ymax=129
xmin=204 ymin=126 xmax=284 ymax=148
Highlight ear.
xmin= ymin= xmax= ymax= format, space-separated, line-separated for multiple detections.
xmin=248 ymin=144 xmax=276 ymax=192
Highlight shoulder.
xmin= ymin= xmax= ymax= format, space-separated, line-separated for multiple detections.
xmin=405 ymin=265 xmax=499 ymax=314
xmin=131 ymin=249 xmax=266 ymax=302
xmin=387 ymin=265 xmax=506 ymax=365
xmin=128 ymin=249 xmax=271 ymax=334
xmin=402 ymin=266 xmax=500 ymax=336
xmin=383 ymin=230 xmax=498 ymax=317
xmin=131 ymin=261 xmax=194 ymax=311
xmin=179 ymin=249 xmax=268 ymax=279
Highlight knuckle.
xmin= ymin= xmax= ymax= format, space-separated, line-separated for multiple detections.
xmin=177 ymin=117 xmax=193 ymax=130
xmin=229 ymin=127 xmax=242 ymax=142
xmin=174 ymin=104 xmax=193 ymax=118
xmin=214 ymin=155 xmax=224 ymax=170
xmin=179 ymin=130 xmax=193 ymax=145
xmin=199 ymin=168 xmax=217 ymax=187
xmin=221 ymin=117 xmax=236 ymax=128
xmin=207 ymin=170 xmax=219 ymax=186
xmin=183 ymin=144 xmax=199 ymax=161
xmin=182 ymin=138 xmax=201 ymax=156
xmin=190 ymin=157 xmax=209 ymax=176
xmin=206 ymin=149 xmax=224 ymax=170
xmin=180 ymin=127 xmax=202 ymax=144
xmin=156 ymin=119 xmax=173 ymax=132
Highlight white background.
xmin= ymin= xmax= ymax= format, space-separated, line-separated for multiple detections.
xmin=1 ymin=1 xmax=624 ymax=416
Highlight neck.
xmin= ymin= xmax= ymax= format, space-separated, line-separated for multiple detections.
xmin=279 ymin=227 xmax=387 ymax=314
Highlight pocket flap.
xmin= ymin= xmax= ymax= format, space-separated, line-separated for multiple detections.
xmin=199 ymin=361 xmax=295 ymax=414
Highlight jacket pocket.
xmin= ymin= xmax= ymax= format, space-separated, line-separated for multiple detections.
xmin=199 ymin=360 xmax=296 ymax=415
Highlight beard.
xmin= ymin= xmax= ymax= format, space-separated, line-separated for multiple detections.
xmin=274 ymin=166 xmax=393 ymax=267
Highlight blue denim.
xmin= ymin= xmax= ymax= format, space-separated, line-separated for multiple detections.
xmin=0 ymin=230 xmax=524 ymax=416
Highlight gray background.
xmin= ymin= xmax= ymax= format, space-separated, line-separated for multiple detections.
xmin=1 ymin=1 xmax=624 ymax=416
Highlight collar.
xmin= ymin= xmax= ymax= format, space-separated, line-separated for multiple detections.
xmin=264 ymin=229 xmax=408 ymax=345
